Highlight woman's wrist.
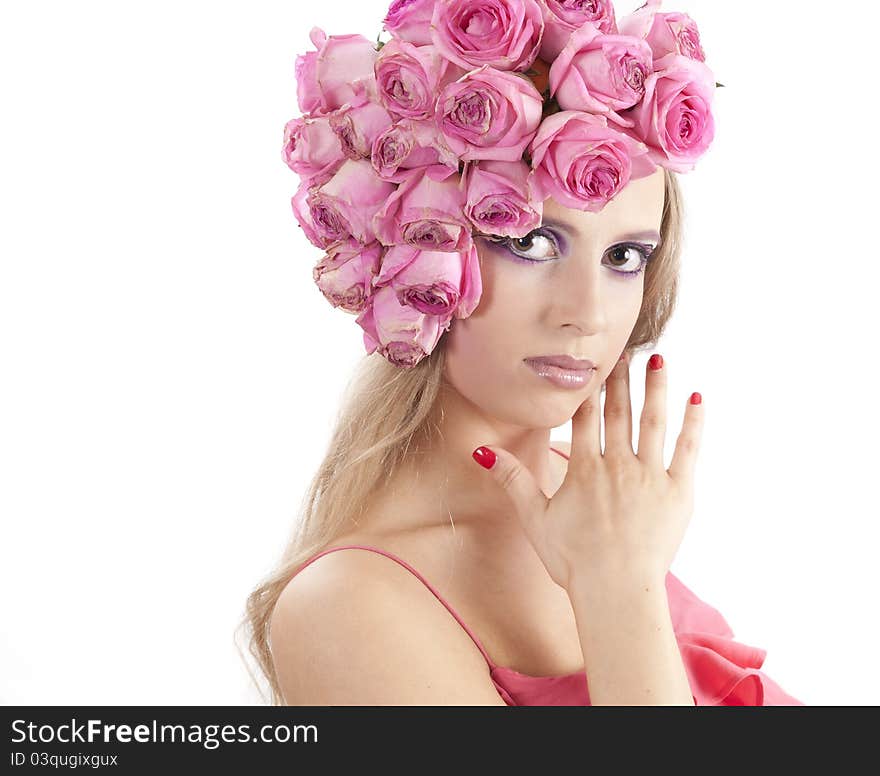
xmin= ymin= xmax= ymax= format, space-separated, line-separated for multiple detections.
xmin=565 ymin=561 xmax=668 ymax=603
xmin=566 ymin=568 xmax=693 ymax=705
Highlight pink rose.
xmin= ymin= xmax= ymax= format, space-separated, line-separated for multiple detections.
xmin=437 ymin=66 xmax=544 ymax=162
xmin=308 ymin=158 xmax=397 ymax=245
xmin=618 ymin=1 xmax=706 ymax=63
xmin=371 ymin=119 xmax=450 ymax=180
xmin=527 ymin=109 xmax=656 ymax=212
xmin=462 ymin=159 xmax=542 ymax=238
xmin=382 ymin=0 xmax=437 ymax=46
xmin=281 ymin=115 xmax=345 ymax=179
xmin=312 ymin=238 xmax=384 ymax=313
xmin=624 ymin=52 xmax=715 ymax=173
xmin=406 ymin=118 xmax=464 ymax=171
xmin=295 ymin=27 xmax=380 ymax=116
xmin=430 ymin=0 xmax=544 ymax=72
xmin=372 ymin=165 xmax=471 ymax=250
xmin=548 ymin=23 xmax=654 ymax=128
xmin=372 ymin=239 xmax=482 ymax=320
xmin=328 ymin=95 xmax=394 ymax=159
xmin=375 ymin=38 xmax=464 ymax=120
xmin=290 ymin=169 xmax=338 ymax=249
xmin=537 ymin=0 xmax=618 ymax=62
xmin=356 ymin=284 xmax=447 ymax=368
xmin=294 ymin=43 xmax=320 ymax=115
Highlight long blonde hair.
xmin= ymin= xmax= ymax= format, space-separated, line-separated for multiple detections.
xmin=236 ymin=168 xmax=685 ymax=704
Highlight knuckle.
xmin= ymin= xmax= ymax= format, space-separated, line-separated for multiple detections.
xmin=581 ymin=398 xmax=601 ymax=414
xmin=498 ymin=462 xmax=522 ymax=491
xmin=676 ymin=435 xmax=698 ymax=454
xmin=576 ymin=397 xmax=601 ymax=416
xmin=571 ymin=455 xmax=600 ymax=479
xmin=640 ymin=411 xmax=665 ymax=429
xmin=604 ymin=403 xmax=629 ymax=420
xmin=603 ymin=450 xmax=632 ymax=477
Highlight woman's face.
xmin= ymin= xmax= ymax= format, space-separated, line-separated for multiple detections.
xmin=443 ymin=166 xmax=667 ymax=429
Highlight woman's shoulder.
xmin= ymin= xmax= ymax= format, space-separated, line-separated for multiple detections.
xmin=274 ymin=530 xmax=430 ymax=609
xmin=271 ymin=525 xmax=465 ymax=647
xmin=268 ymin=530 xmax=504 ymax=704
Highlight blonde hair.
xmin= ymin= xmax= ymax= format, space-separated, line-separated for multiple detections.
xmin=236 ymin=168 xmax=685 ymax=704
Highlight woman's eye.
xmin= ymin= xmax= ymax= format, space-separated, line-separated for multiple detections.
xmin=489 ymin=228 xmax=558 ymax=261
xmin=486 ymin=230 xmax=658 ymax=276
xmin=605 ymin=243 xmax=656 ymax=275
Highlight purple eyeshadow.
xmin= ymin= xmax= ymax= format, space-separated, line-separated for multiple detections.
xmin=484 ymin=229 xmax=655 ymax=278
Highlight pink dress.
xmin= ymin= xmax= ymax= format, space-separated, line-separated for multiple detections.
xmin=291 ymin=445 xmax=805 ymax=706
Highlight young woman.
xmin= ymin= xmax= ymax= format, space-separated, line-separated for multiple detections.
xmin=240 ymin=0 xmax=804 ymax=706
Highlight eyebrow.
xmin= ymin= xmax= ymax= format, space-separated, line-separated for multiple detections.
xmin=541 ymin=218 xmax=661 ymax=244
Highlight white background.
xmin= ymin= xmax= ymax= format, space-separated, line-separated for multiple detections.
xmin=1 ymin=0 xmax=877 ymax=705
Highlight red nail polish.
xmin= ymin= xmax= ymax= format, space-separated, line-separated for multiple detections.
xmin=690 ymin=392 xmax=702 ymax=405
xmin=472 ymin=446 xmax=496 ymax=470
xmin=648 ymin=353 xmax=663 ymax=371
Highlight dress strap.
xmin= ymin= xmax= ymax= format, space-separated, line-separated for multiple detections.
xmin=549 ymin=444 xmax=570 ymax=459
xmin=293 ymin=544 xmax=496 ymax=668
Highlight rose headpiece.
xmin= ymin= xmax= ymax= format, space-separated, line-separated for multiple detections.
xmin=283 ymin=0 xmax=720 ymax=368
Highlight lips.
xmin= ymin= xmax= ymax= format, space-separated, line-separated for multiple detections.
xmin=524 ymin=354 xmax=597 ymax=371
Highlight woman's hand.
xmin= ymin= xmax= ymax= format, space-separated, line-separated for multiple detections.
xmin=473 ymin=352 xmax=704 ymax=593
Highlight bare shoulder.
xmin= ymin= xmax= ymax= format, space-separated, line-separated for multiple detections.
xmin=269 ymin=544 xmax=507 ymax=705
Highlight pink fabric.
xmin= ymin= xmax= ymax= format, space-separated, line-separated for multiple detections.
xmin=292 ymin=445 xmax=804 ymax=706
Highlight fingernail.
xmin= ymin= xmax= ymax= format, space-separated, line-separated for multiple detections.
xmin=472 ymin=446 xmax=496 ymax=470
xmin=690 ymin=392 xmax=702 ymax=405
xmin=648 ymin=353 xmax=663 ymax=371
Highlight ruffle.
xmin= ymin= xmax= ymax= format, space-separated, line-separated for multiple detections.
xmin=666 ymin=572 xmax=804 ymax=706
xmin=675 ymin=630 xmax=804 ymax=705
xmin=488 ymin=571 xmax=805 ymax=706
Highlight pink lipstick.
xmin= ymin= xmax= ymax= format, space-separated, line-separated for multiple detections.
xmin=523 ymin=355 xmax=597 ymax=390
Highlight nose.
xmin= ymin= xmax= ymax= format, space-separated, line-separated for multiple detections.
xmin=553 ymin=257 xmax=608 ymax=335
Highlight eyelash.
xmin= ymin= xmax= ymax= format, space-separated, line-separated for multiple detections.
xmin=487 ymin=228 xmax=657 ymax=277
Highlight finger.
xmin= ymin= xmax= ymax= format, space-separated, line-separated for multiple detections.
xmin=472 ymin=444 xmax=550 ymax=546
xmin=570 ymin=380 xmax=602 ymax=462
xmin=636 ymin=352 xmax=667 ymax=469
xmin=603 ymin=351 xmax=633 ymax=456
xmin=667 ymin=392 xmax=704 ymax=484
